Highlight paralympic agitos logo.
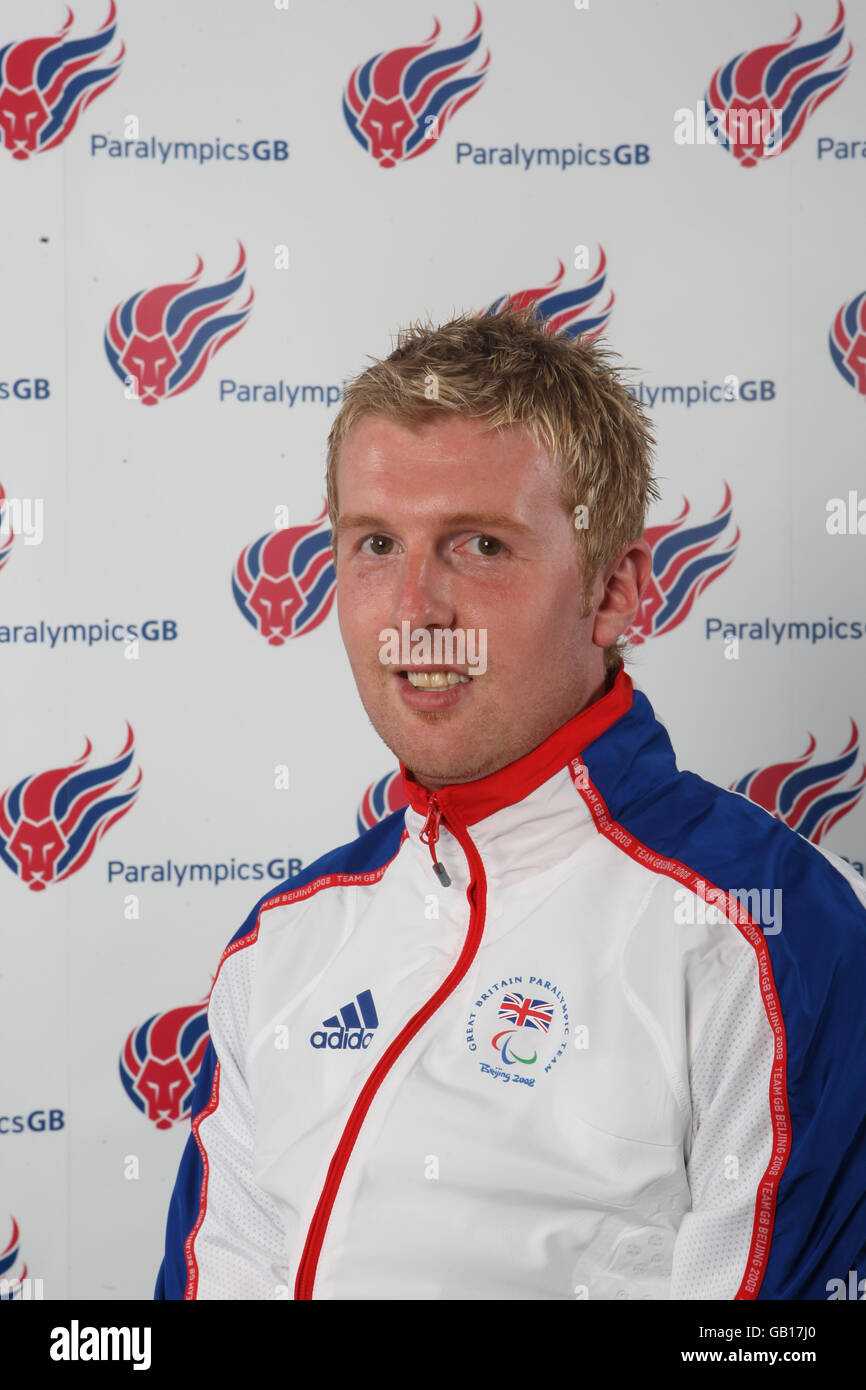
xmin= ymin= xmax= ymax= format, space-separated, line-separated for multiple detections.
xmin=0 ymin=1 xmax=124 ymax=161
xmin=343 ymin=3 xmax=489 ymax=167
xmin=467 ymin=976 xmax=570 ymax=1085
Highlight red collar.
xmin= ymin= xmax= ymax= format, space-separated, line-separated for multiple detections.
xmin=399 ymin=666 xmax=633 ymax=826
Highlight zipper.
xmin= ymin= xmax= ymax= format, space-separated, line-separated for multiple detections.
xmin=419 ymin=794 xmax=451 ymax=887
xmin=293 ymin=811 xmax=487 ymax=1300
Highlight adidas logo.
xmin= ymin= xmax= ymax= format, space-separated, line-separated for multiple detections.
xmin=309 ymin=989 xmax=379 ymax=1050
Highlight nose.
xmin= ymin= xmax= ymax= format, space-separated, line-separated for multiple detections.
xmin=392 ymin=545 xmax=457 ymax=637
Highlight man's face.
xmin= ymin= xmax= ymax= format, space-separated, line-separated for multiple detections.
xmin=335 ymin=413 xmax=611 ymax=788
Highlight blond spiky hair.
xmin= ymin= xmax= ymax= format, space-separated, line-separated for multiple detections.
xmin=326 ymin=303 xmax=659 ymax=675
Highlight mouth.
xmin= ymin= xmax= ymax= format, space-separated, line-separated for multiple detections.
xmin=398 ymin=669 xmax=473 ymax=689
xmin=393 ymin=668 xmax=477 ymax=711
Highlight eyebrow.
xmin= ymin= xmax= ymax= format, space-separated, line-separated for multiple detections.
xmin=336 ymin=512 xmax=534 ymax=535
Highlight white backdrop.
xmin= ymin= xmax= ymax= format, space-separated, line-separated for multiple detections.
xmin=0 ymin=0 xmax=863 ymax=1299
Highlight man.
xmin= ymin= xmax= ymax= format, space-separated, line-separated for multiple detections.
xmin=156 ymin=306 xmax=866 ymax=1300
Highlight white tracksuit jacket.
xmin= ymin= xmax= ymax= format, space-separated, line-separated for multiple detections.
xmin=156 ymin=668 xmax=866 ymax=1300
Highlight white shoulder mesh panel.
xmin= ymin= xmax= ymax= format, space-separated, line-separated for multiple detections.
xmin=670 ymin=938 xmax=776 ymax=1299
xmin=192 ymin=935 xmax=292 ymax=1300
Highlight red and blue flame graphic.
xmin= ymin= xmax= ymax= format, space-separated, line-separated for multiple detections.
xmin=0 ymin=725 xmax=140 ymax=891
xmin=482 ymin=248 xmax=613 ymax=344
xmin=343 ymin=4 xmax=488 ymax=168
xmin=706 ymin=1 xmax=851 ymax=167
xmin=104 ymin=243 xmax=253 ymax=405
xmin=0 ymin=1 xmax=123 ymax=161
xmin=731 ymin=723 xmax=865 ymax=843
xmin=120 ymin=1000 xmax=210 ymax=1130
xmin=233 ymin=505 xmax=336 ymax=646
xmin=628 ymin=484 xmax=740 ymax=644
xmin=830 ymin=289 xmax=866 ymax=396
xmin=0 ymin=1217 xmax=26 ymax=1299
xmin=357 ymin=770 xmax=408 ymax=834
xmin=0 ymin=483 xmax=13 ymax=573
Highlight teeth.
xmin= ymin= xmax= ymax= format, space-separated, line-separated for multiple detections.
xmin=406 ymin=671 xmax=470 ymax=688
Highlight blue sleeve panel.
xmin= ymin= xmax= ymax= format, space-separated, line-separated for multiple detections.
xmin=584 ymin=691 xmax=866 ymax=1300
xmin=153 ymin=1033 xmax=220 ymax=1301
xmin=153 ymin=809 xmax=408 ymax=1300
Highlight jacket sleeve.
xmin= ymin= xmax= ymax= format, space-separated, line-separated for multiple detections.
xmin=670 ymin=940 xmax=779 ymax=1298
xmin=671 ymin=849 xmax=866 ymax=1300
xmin=154 ymin=920 xmax=291 ymax=1300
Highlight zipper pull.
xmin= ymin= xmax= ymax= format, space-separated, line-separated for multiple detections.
xmin=419 ymin=795 xmax=451 ymax=888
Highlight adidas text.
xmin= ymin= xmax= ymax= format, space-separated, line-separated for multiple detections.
xmin=310 ymin=1027 xmax=375 ymax=1050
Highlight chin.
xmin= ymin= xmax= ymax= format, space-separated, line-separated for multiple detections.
xmin=358 ymin=679 xmax=493 ymax=777
xmin=378 ymin=719 xmax=478 ymax=783
xmin=398 ymin=732 xmax=498 ymax=786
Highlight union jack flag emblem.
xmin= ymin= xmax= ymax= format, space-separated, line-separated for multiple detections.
xmin=498 ymin=993 xmax=554 ymax=1032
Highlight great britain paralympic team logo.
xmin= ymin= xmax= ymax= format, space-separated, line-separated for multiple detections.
xmin=119 ymin=999 xmax=210 ymax=1130
xmin=232 ymin=505 xmax=336 ymax=645
xmin=104 ymin=244 xmax=253 ymax=405
xmin=0 ymin=1217 xmax=27 ymax=1299
xmin=705 ymin=1 xmax=851 ymax=167
xmin=732 ymin=723 xmax=865 ymax=843
xmin=466 ymin=975 xmax=569 ymax=1087
xmin=343 ymin=4 xmax=488 ymax=168
xmin=0 ymin=1 xmax=124 ymax=162
xmin=357 ymin=770 xmax=408 ymax=833
xmin=481 ymin=247 xmax=613 ymax=344
xmin=0 ymin=726 xmax=140 ymax=890
xmin=830 ymin=289 xmax=866 ymax=396
xmin=0 ymin=484 xmax=13 ymax=573
xmin=627 ymin=484 xmax=740 ymax=643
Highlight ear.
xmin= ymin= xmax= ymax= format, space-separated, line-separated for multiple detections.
xmin=591 ymin=540 xmax=653 ymax=650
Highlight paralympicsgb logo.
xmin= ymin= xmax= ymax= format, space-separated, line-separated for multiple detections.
xmin=0 ymin=1217 xmax=26 ymax=1299
xmin=357 ymin=771 xmax=408 ymax=833
xmin=0 ymin=726 xmax=140 ymax=891
xmin=0 ymin=0 xmax=124 ymax=161
xmin=731 ymin=724 xmax=865 ymax=843
xmin=343 ymin=4 xmax=489 ymax=168
xmin=481 ymin=247 xmax=614 ymax=344
xmin=627 ymin=484 xmax=740 ymax=643
xmin=0 ymin=484 xmax=13 ymax=573
xmin=705 ymin=2 xmax=851 ymax=167
xmin=232 ymin=505 xmax=336 ymax=645
xmin=120 ymin=1000 xmax=210 ymax=1130
xmin=104 ymin=244 xmax=253 ymax=405
xmin=830 ymin=289 xmax=866 ymax=396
